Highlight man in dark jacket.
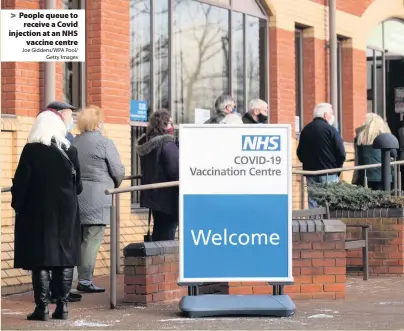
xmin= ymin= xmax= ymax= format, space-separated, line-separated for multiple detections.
xmin=242 ymin=99 xmax=269 ymax=124
xmin=297 ymin=103 xmax=346 ymax=208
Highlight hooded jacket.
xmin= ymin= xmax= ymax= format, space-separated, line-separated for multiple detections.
xmin=136 ymin=133 xmax=179 ymax=217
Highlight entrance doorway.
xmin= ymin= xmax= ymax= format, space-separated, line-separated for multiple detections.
xmin=367 ymin=19 xmax=404 ymax=137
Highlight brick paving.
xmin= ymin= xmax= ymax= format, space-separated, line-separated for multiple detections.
xmin=1 ymin=276 xmax=404 ymax=330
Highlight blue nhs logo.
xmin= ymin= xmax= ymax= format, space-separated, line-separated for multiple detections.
xmin=242 ymin=135 xmax=281 ymax=151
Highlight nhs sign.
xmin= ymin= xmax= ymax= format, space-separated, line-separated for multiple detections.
xmin=242 ymin=135 xmax=281 ymax=151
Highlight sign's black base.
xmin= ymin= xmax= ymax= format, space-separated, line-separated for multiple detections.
xmin=179 ymin=294 xmax=296 ymax=318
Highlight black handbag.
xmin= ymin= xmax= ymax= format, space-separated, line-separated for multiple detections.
xmin=144 ymin=209 xmax=152 ymax=242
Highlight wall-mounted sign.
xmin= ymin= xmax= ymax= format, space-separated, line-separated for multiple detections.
xmin=395 ymin=88 xmax=404 ymax=114
xmin=130 ymin=100 xmax=148 ymax=122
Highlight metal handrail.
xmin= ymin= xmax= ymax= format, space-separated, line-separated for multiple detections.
xmin=105 ymin=180 xmax=179 ymax=195
xmin=293 ymin=160 xmax=404 ymax=176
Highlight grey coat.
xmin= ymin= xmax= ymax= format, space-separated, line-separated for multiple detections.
xmin=74 ymin=131 xmax=125 ymax=225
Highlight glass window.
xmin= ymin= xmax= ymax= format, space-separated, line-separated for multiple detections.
xmin=130 ymin=0 xmax=151 ymax=108
xmin=129 ymin=0 xmax=268 ymax=206
xmin=295 ymin=29 xmax=303 ymax=133
xmin=63 ymin=0 xmax=83 ymax=110
xmin=232 ymin=12 xmax=244 ymax=113
xmin=383 ymin=19 xmax=404 ymax=56
xmin=375 ymin=50 xmax=384 ymax=117
xmin=367 ymin=48 xmax=374 ymax=113
xmin=246 ymin=15 xmax=260 ymax=111
xmin=173 ymin=1 xmax=229 ymax=124
xmin=155 ymin=0 xmax=169 ymax=109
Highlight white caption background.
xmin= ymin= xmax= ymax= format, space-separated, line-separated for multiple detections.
xmin=1 ymin=10 xmax=86 ymax=62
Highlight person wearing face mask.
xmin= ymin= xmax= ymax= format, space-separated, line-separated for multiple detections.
xmin=204 ymin=94 xmax=242 ymax=124
xmin=136 ymin=109 xmax=179 ymax=241
xmin=42 ymin=101 xmax=77 ymax=143
xmin=73 ymin=106 xmax=125 ymax=293
xmin=297 ymin=103 xmax=346 ymax=208
xmin=242 ymin=99 xmax=269 ymax=124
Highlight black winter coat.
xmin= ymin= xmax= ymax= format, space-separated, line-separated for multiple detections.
xmin=297 ymin=118 xmax=346 ymax=172
xmin=11 ymin=142 xmax=82 ymax=270
xmin=136 ymin=134 xmax=179 ymax=217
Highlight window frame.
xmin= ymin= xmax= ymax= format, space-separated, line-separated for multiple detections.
xmin=63 ymin=0 xmax=86 ymax=110
xmin=130 ymin=0 xmax=269 ymax=208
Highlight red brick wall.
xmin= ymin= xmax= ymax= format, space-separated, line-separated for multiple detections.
xmin=123 ymin=255 xmax=220 ymax=304
xmin=224 ymin=232 xmax=346 ymax=300
xmin=86 ymin=0 xmax=130 ymax=125
xmin=310 ymin=0 xmax=374 ymax=16
xmin=302 ymin=34 xmax=329 ymax=126
xmin=269 ymin=27 xmax=296 ymax=130
xmin=341 ymin=46 xmax=367 ymax=142
xmin=344 ymin=218 xmax=404 ymax=276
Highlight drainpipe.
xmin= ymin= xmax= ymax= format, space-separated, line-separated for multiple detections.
xmin=329 ymin=0 xmax=338 ymax=128
xmin=80 ymin=0 xmax=86 ymax=108
xmin=44 ymin=0 xmax=56 ymax=106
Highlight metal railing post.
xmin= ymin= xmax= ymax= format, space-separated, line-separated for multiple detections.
xmin=364 ymin=169 xmax=368 ymax=188
xmin=110 ymin=194 xmax=117 ymax=309
xmin=116 ymin=194 xmax=121 ymax=274
xmin=394 ymin=164 xmax=398 ymax=196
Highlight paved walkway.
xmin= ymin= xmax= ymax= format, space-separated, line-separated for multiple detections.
xmin=2 ymin=276 xmax=404 ymax=330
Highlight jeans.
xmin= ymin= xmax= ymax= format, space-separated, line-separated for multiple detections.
xmin=306 ymin=174 xmax=339 ymax=209
xmin=152 ymin=210 xmax=178 ymax=241
xmin=77 ymin=225 xmax=106 ymax=286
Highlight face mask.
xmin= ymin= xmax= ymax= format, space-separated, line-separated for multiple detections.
xmin=258 ymin=114 xmax=268 ymax=123
xmin=66 ymin=118 xmax=74 ymax=132
xmin=232 ymin=107 xmax=237 ymax=114
xmin=166 ymin=126 xmax=174 ymax=135
xmin=99 ymin=122 xmax=104 ymax=131
xmin=329 ymin=115 xmax=335 ymax=126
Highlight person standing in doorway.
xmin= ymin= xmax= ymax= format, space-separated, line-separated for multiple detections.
xmin=297 ymin=103 xmax=346 ymax=208
xmin=74 ymin=106 xmax=125 ymax=293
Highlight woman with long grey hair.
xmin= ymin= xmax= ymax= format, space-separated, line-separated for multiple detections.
xmin=11 ymin=109 xmax=82 ymax=321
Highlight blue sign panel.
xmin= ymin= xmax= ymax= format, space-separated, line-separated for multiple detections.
xmin=130 ymin=100 xmax=148 ymax=122
xmin=179 ymin=124 xmax=292 ymax=283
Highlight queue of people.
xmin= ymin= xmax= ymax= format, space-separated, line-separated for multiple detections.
xmin=10 ymin=93 xmax=394 ymax=321
xmin=11 ymin=101 xmax=125 ymax=321
xmin=297 ymin=102 xmax=396 ymax=208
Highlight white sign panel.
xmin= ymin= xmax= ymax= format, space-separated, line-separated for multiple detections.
xmin=179 ymin=124 xmax=293 ymax=283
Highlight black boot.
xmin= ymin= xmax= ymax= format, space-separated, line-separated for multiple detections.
xmin=27 ymin=269 xmax=50 ymax=321
xmin=51 ymin=268 xmax=73 ymax=320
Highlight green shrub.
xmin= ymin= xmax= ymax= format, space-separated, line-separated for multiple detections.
xmin=307 ymin=181 xmax=404 ymax=211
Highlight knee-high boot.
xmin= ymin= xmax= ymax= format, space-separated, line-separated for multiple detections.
xmin=27 ymin=269 xmax=50 ymax=321
xmin=51 ymin=267 xmax=73 ymax=320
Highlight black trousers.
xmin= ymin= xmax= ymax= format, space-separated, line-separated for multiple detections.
xmin=151 ymin=210 xmax=178 ymax=241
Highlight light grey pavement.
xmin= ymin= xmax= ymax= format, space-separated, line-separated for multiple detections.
xmin=2 ymin=276 xmax=404 ymax=330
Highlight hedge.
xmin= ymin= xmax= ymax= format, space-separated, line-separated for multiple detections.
xmin=307 ymin=181 xmax=404 ymax=211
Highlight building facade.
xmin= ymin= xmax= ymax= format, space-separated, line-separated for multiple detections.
xmin=1 ymin=0 xmax=404 ymax=293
